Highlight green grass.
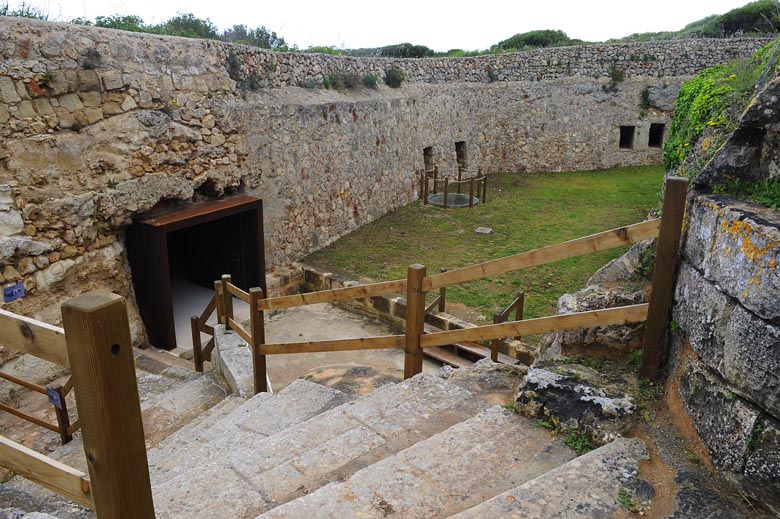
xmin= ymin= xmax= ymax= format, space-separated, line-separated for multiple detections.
xmin=304 ymin=166 xmax=664 ymax=324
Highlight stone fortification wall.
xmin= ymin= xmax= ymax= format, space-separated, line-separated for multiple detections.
xmin=0 ymin=17 xmax=767 ymax=342
xmin=668 ymin=74 xmax=780 ymax=514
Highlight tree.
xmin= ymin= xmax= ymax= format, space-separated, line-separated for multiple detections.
xmin=94 ymin=15 xmax=146 ymax=32
xmin=153 ymin=12 xmax=219 ymax=40
xmin=222 ymin=24 xmax=288 ymax=50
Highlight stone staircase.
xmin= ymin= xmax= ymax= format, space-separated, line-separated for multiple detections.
xmin=1 ymin=356 xmax=650 ymax=519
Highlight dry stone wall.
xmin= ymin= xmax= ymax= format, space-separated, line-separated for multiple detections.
xmin=0 ymin=17 xmax=768 ymax=343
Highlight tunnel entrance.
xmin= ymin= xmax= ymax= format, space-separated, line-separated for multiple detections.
xmin=127 ymin=196 xmax=265 ymax=350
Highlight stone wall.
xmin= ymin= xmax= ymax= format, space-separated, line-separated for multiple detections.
xmin=668 ymin=73 xmax=780 ymax=514
xmin=0 ymin=17 xmax=768 ymax=343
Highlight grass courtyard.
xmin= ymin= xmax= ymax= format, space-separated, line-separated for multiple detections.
xmin=304 ymin=166 xmax=665 ymax=324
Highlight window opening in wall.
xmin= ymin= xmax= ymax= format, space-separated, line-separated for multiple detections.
xmin=455 ymin=141 xmax=468 ymax=172
xmin=648 ymin=123 xmax=665 ymax=148
xmin=619 ymin=126 xmax=635 ymax=149
xmin=423 ymin=147 xmax=434 ymax=173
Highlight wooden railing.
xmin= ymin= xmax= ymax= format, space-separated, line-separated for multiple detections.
xmin=0 ymin=309 xmax=79 ymax=444
xmin=419 ymin=166 xmax=488 ymax=207
xmin=491 ymin=291 xmax=525 ymax=362
xmin=213 ymin=176 xmax=688 ymax=392
xmin=190 ymin=285 xmax=219 ymax=372
xmin=0 ymin=291 xmax=156 ymax=518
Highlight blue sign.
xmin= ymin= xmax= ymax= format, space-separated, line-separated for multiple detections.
xmin=3 ymin=282 xmax=25 ymax=303
xmin=47 ymin=386 xmax=64 ymax=410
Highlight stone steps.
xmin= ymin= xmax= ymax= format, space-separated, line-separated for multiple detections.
xmin=151 ymin=373 xmax=486 ymax=518
xmin=255 ymin=405 xmax=576 ymax=519
xmin=150 ymin=378 xmax=354 ymax=481
xmin=449 ymin=437 xmax=649 ymax=518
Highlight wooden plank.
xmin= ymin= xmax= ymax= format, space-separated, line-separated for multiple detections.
xmin=222 ymin=275 xmax=234 ymax=327
xmin=191 ymin=317 xmax=204 ymax=373
xmin=421 ymin=304 xmax=649 ymax=348
xmin=423 ymin=219 xmax=661 ymax=290
xmin=0 ymin=435 xmax=93 ymax=509
xmin=404 ymin=265 xmax=427 ymax=379
xmin=258 ymin=335 xmax=404 ymax=355
xmin=201 ymin=324 xmax=215 ymax=336
xmin=0 ymin=371 xmax=47 ymax=394
xmin=137 ymin=195 xmax=260 ymax=231
xmin=249 ymin=288 xmax=268 ymax=394
xmin=640 ymin=177 xmax=689 ymax=379
xmin=256 ymin=279 xmax=407 ymax=311
xmin=225 ymin=283 xmax=250 ymax=303
xmin=198 ymin=296 xmax=216 ymax=325
xmin=451 ymin=341 xmax=517 ymax=365
xmin=0 ymin=402 xmax=59 ymax=432
xmin=52 ymin=386 xmax=73 ymax=445
xmin=227 ymin=319 xmax=252 ymax=344
xmin=424 ymin=346 xmax=474 ymax=368
xmin=0 ymin=308 xmax=69 ymax=367
xmin=425 ymin=295 xmax=442 ymax=315
xmin=61 ymin=291 xmax=155 ymax=518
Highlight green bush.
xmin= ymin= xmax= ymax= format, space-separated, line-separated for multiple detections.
xmin=494 ymin=29 xmax=572 ymax=51
xmin=384 ymin=67 xmax=405 ymax=88
xmin=342 ymin=73 xmax=360 ymax=89
xmin=325 ymin=72 xmax=344 ymax=90
xmin=379 ymin=43 xmax=435 ymax=58
xmin=361 ymin=73 xmax=378 ymax=89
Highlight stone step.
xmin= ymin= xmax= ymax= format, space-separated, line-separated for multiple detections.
xmin=0 ymin=483 xmax=92 ymax=519
xmin=449 ymin=437 xmax=649 ymax=519
xmin=256 ymin=405 xmax=576 ymax=519
xmin=150 ymin=379 xmax=354 ymax=481
xmin=0 ymin=508 xmax=61 ymax=519
xmin=151 ymin=373 xmax=487 ymax=519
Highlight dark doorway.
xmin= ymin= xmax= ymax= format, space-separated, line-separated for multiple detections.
xmin=423 ymin=147 xmax=435 ymax=172
xmin=455 ymin=141 xmax=468 ymax=171
xmin=648 ymin=123 xmax=665 ymax=148
xmin=619 ymin=126 xmax=635 ymax=149
xmin=127 ymin=196 xmax=265 ymax=350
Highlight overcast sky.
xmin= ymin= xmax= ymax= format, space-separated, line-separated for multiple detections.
xmin=8 ymin=0 xmax=758 ymax=51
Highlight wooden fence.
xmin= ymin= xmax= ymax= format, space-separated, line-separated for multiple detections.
xmin=215 ymin=176 xmax=688 ymax=391
xmin=0 ymin=291 xmax=156 ymax=518
xmin=419 ymin=166 xmax=488 ymax=207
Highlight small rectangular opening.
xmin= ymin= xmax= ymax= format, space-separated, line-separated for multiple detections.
xmin=423 ymin=146 xmax=434 ymax=172
xmin=619 ymin=126 xmax=635 ymax=149
xmin=455 ymin=141 xmax=467 ymax=170
xmin=648 ymin=123 xmax=665 ymax=148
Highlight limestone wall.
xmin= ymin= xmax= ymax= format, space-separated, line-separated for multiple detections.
xmin=668 ymin=74 xmax=780 ymax=514
xmin=0 ymin=17 xmax=768 ymax=342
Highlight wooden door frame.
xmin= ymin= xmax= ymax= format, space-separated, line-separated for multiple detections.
xmin=126 ymin=196 xmax=265 ymax=350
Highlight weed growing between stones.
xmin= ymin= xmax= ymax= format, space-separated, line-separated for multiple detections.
xmin=564 ymin=430 xmax=596 ymax=454
xmin=713 ymin=177 xmax=780 ymax=210
xmin=82 ymin=48 xmax=101 ymax=69
xmin=361 ymin=73 xmax=378 ymax=89
xmin=617 ymin=488 xmax=641 ymax=513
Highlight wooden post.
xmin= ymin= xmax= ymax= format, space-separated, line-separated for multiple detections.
xmin=640 ymin=176 xmax=688 ymax=379
xmin=457 ymin=164 xmax=462 ymax=194
xmin=52 ymin=385 xmax=73 ymax=445
xmin=469 ymin=178 xmax=475 ymax=208
xmin=221 ymin=274 xmax=234 ymax=330
xmin=249 ymin=288 xmax=268 ymax=393
xmin=433 ymin=166 xmax=439 ymax=195
xmin=438 ymin=268 xmax=447 ymax=312
xmin=481 ymin=172 xmax=488 ymax=204
xmin=423 ymin=169 xmax=429 ymax=204
xmin=61 ymin=291 xmax=155 ymax=519
xmin=190 ymin=316 xmax=204 ymax=372
xmin=515 ymin=291 xmax=525 ymax=341
xmin=491 ymin=312 xmax=502 ymax=362
xmin=443 ymin=178 xmax=449 ymax=209
xmin=404 ymin=264 xmax=427 ymax=379
xmin=214 ymin=280 xmax=225 ymax=324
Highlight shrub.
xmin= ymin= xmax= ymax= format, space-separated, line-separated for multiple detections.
xmin=325 ymin=72 xmax=344 ymax=90
xmin=362 ymin=73 xmax=378 ymax=89
xmin=493 ymin=29 xmax=572 ymax=51
xmin=342 ymin=73 xmax=360 ymax=89
xmin=384 ymin=67 xmax=405 ymax=88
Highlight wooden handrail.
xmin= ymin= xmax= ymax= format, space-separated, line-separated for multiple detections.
xmin=227 ymin=318 xmax=252 ymax=344
xmin=0 ymin=371 xmax=47 ymax=394
xmin=0 ymin=402 xmax=59 ymax=432
xmin=421 ymin=304 xmax=649 ymax=348
xmin=258 ymin=335 xmax=404 ymax=355
xmin=256 ymin=279 xmax=407 ymax=311
xmin=0 ymin=435 xmax=93 ymax=509
xmin=197 ymin=295 xmax=216 ymax=327
xmin=0 ymin=308 xmax=69 ymax=367
xmin=423 ymin=219 xmax=661 ymax=290
xmin=225 ymin=283 xmax=250 ymax=303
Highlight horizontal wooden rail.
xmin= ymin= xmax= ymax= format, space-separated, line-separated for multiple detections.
xmin=0 ymin=371 xmax=47 ymax=395
xmin=259 ymin=335 xmax=405 ymax=355
xmin=0 ymin=308 xmax=69 ymax=367
xmin=225 ymin=283 xmax=250 ymax=303
xmin=197 ymin=296 xmax=216 ymax=327
xmin=423 ymin=219 xmax=661 ymax=290
xmin=256 ymin=279 xmax=407 ymax=311
xmin=0 ymin=402 xmax=59 ymax=432
xmin=0 ymin=435 xmax=93 ymax=508
xmin=227 ymin=318 xmax=252 ymax=344
xmin=421 ymin=304 xmax=649 ymax=348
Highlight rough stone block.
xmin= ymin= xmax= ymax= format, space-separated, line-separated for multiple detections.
xmin=744 ymin=417 xmax=780 ymax=516
xmin=0 ymin=210 xmax=24 ymax=236
xmin=683 ymin=196 xmax=722 ymax=271
xmin=679 ymin=359 xmax=761 ymax=472
xmin=722 ymin=305 xmax=780 ymax=418
xmin=0 ymin=105 xmax=9 ymax=124
xmin=77 ymin=90 xmax=102 ymax=108
xmin=101 ymin=70 xmax=126 ymax=90
xmin=0 ymin=76 xmax=21 ymax=103
xmin=84 ymin=107 xmax=103 ymax=124
xmin=31 ymin=97 xmax=53 ymax=116
xmin=76 ymin=70 xmax=101 ymax=91
xmin=17 ymin=100 xmax=36 ymax=119
xmin=672 ymin=263 xmax=735 ymax=364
